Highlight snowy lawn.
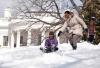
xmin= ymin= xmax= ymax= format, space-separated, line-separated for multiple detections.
xmin=0 ymin=42 xmax=100 ymax=68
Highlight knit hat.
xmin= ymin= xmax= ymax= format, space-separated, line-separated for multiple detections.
xmin=91 ymin=17 xmax=96 ymax=21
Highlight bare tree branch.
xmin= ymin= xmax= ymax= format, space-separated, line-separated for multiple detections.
xmin=13 ymin=0 xmax=84 ymax=33
xmin=70 ymin=0 xmax=80 ymax=13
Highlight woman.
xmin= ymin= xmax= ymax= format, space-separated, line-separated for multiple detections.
xmin=58 ymin=10 xmax=87 ymax=50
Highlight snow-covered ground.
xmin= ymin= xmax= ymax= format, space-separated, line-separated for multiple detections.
xmin=0 ymin=42 xmax=100 ymax=68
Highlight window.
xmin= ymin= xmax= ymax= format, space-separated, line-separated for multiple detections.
xmin=3 ymin=36 xmax=8 ymax=46
xmin=20 ymin=36 xmax=23 ymax=44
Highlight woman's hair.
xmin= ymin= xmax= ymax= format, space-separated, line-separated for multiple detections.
xmin=64 ymin=11 xmax=70 ymax=14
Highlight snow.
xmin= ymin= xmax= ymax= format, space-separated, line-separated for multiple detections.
xmin=0 ymin=42 xmax=100 ymax=68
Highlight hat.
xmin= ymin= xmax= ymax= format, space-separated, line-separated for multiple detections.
xmin=91 ymin=17 xmax=96 ymax=21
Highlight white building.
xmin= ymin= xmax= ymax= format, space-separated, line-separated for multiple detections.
xmin=0 ymin=8 xmax=59 ymax=48
xmin=0 ymin=8 xmax=11 ymax=47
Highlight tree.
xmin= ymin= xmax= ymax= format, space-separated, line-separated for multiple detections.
xmin=13 ymin=0 xmax=63 ymax=26
xmin=13 ymin=0 xmax=100 ymax=45
xmin=12 ymin=0 xmax=66 ymax=43
xmin=13 ymin=0 xmax=84 ymax=29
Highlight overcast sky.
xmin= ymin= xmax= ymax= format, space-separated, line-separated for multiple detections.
xmin=0 ymin=0 xmax=82 ymax=17
xmin=0 ymin=0 xmax=12 ymax=17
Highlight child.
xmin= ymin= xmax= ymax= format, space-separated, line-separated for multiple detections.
xmin=40 ymin=31 xmax=58 ymax=53
xmin=88 ymin=17 xmax=96 ymax=43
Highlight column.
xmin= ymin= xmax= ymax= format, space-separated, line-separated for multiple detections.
xmin=16 ymin=31 xmax=20 ymax=48
xmin=11 ymin=32 xmax=14 ymax=48
xmin=27 ymin=29 xmax=31 ymax=46
xmin=41 ymin=30 xmax=45 ymax=42
xmin=0 ymin=36 xmax=3 ymax=47
xmin=8 ymin=30 xmax=12 ymax=48
xmin=41 ymin=28 xmax=46 ymax=45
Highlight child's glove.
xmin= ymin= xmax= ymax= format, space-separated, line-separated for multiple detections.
xmin=58 ymin=31 xmax=62 ymax=36
xmin=51 ymin=44 xmax=56 ymax=48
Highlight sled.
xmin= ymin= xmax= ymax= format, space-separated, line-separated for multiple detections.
xmin=40 ymin=47 xmax=58 ymax=53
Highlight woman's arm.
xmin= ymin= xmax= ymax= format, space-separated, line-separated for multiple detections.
xmin=76 ymin=15 xmax=87 ymax=29
xmin=59 ymin=20 xmax=68 ymax=32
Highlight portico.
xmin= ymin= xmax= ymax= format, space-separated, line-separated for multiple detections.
xmin=8 ymin=21 xmax=44 ymax=48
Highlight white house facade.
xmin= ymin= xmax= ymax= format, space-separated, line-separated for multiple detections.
xmin=0 ymin=8 xmax=59 ymax=48
xmin=0 ymin=8 xmax=11 ymax=47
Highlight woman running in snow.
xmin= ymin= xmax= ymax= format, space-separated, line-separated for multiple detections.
xmin=58 ymin=10 xmax=87 ymax=50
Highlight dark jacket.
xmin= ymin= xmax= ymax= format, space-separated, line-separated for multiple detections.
xmin=88 ymin=21 xmax=96 ymax=35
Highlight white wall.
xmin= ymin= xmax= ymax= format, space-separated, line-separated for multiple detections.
xmin=0 ymin=29 xmax=8 ymax=47
xmin=0 ymin=17 xmax=9 ymax=47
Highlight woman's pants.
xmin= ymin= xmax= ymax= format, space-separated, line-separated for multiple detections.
xmin=69 ymin=34 xmax=82 ymax=50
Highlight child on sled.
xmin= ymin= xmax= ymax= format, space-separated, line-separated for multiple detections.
xmin=40 ymin=31 xmax=58 ymax=53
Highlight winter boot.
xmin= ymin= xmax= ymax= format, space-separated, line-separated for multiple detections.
xmin=73 ymin=46 xmax=77 ymax=50
xmin=71 ymin=43 xmax=77 ymax=50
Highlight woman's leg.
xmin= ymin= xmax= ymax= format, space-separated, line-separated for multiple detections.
xmin=69 ymin=34 xmax=81 ymax=50
xmin=69 ymin=34 xmax=75 ymax=50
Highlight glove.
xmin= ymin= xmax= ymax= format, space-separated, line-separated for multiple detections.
xmin=84 ymin=28 xmax=88 ymax=32
xmin=58 ymin=31 xmax=62 ymax=36
xmin=51 ymin=44 xmax=56 ymax=48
